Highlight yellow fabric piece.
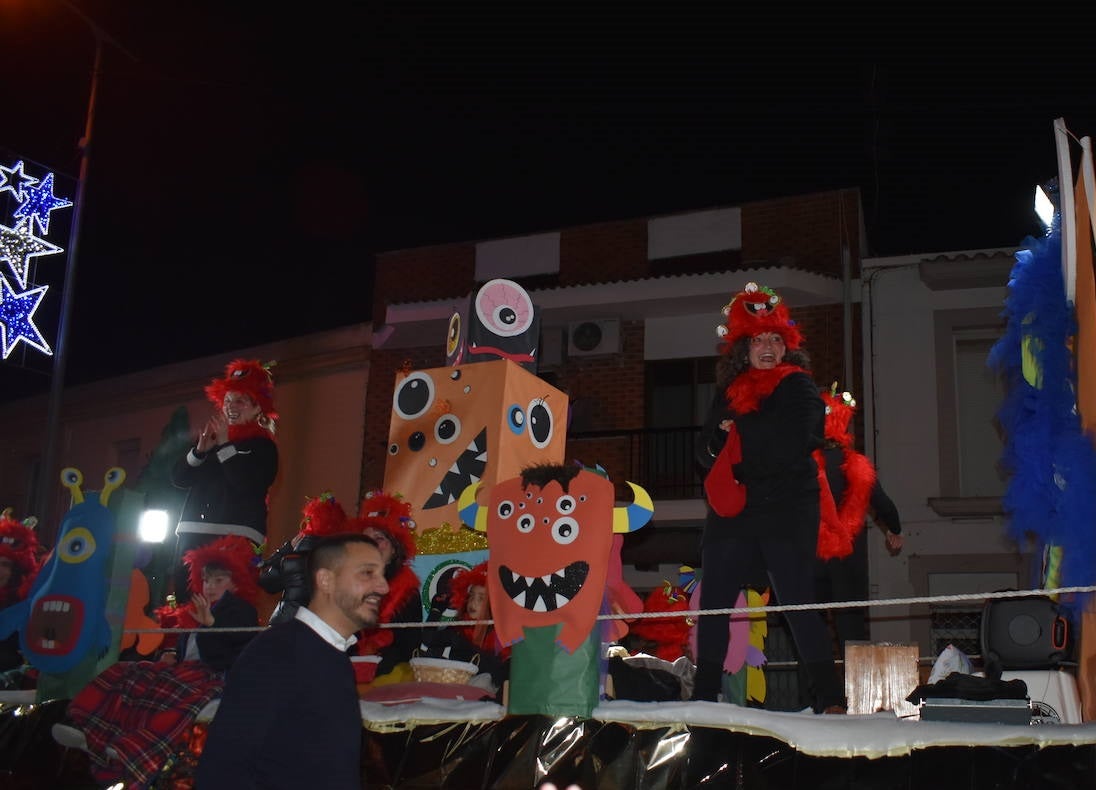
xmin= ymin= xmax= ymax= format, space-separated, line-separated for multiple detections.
xmin=366 ymin=662 xmax=414 ymax=688
xmin=746 ymin=588 xmax=769 ymax=704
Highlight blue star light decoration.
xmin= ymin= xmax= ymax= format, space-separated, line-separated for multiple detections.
xmin=0 ymin=159 xmax=71 ymax=361
xmin=13 ymin=172 xmax=72 ymax=236
xmin=0 ymin=221 xmax=62 ymax=289
xmin=0 ymin=160 xmax=37 ymax=202
xmin=0 ymin=274 xmax=51 ymax=358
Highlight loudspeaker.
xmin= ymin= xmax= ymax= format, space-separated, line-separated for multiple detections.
xmin=981 ymin=594 xmax=1072 ymax=671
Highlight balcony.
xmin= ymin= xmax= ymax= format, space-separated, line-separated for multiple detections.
xmin=566 ymin=425 xmax=704 ymax=502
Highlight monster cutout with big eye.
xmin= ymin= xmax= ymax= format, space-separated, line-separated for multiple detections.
xmin=458 ymin=465 xmax=653 ymax=652
xmin=465 ymin=279 xmax=540 ymax=368
xmin=0 ymin=467 xmax=126 ymax=674
xmin=383 ymin=360 xmax=568 ymax=535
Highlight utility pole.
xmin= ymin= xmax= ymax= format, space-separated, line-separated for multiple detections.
xmin=32 ymin=2 xmax=137 ymax=531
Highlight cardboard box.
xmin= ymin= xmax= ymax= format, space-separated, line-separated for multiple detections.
xmin=844 ymin=641 xmax=920 ymax=717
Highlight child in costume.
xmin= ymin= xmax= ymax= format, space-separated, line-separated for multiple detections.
xmin=0 ymin=509 xmax=42 ymax=676
xmin=420 ymin=561 xmax=510 ymax=696
xmin=64 ymin=535 xmax=261 ymax=789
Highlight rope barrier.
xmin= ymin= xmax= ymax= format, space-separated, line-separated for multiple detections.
xmin=122 ymin=583 xmax=1096 ymax=636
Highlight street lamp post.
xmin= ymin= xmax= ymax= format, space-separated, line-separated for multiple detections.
xmin=32 ymin=3 xmax=135 ymax=530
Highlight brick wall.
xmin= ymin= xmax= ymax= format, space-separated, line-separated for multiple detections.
xmin=372 ymin=242 xmax=476 ymax=320
xmin=559 ymin=219 xmax=648 ymax=285
xmin=742 ymin=189 xmax=861 ymax=277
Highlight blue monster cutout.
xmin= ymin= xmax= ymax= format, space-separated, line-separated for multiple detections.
xmin=0 ymin=467 xmax=125 ymax=674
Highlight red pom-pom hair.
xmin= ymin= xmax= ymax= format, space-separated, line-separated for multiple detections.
xmin=717 ymin=282 xmax=802 ymax=352
xmin=629 ymin=581 xmax=694 ymax=662
xmin=204 ymin=359 xmax=278 ymax=421
xmin=298 ymin=491 xmax=348 ymax=538
xmin=821 ymin=383 xmax=857 ymax=448
xmin=0 ymin=508 xmax=42 ymax=604
xmin=356 ymin=490 xmax=416 ymax=564
xmin=183 ymin=535 xmax=261 ymax=606
xmin=448 ymin=562 xmax=489 ymax=614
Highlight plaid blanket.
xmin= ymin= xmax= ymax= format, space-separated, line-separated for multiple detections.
xmin=67 ymin=660 xmax=224 ymax=789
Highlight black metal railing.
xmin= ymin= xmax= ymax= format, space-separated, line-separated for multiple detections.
xmin=566 ymin=425 xmax=704 ymax=500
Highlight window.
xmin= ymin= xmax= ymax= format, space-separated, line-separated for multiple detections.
xmin=931 ymin=308 xmax=1007 ymax=515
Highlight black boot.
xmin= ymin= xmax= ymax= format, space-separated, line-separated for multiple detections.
xmin=803 ymin=660 xmax=846 ymax=713
xmin=691 ymin=660 xmax=723 ymax=702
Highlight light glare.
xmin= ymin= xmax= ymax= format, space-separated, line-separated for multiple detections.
xmin=1034 ymin=185 xmax=1055 ymax=229
xmin=138 ymin=509 xmax=169 ymax=543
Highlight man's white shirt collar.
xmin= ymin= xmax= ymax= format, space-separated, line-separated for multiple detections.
xmin=295 ymin=606 xmax=358 ymax=652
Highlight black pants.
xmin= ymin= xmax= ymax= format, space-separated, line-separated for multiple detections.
xmin=815 ymin=528 xmax=871 ymax=653
xmin=693 ymin=532 xmax=844 ymax=711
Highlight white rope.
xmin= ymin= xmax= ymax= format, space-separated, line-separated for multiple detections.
xmin=125 ymin=584 xmax=1095 ymax=635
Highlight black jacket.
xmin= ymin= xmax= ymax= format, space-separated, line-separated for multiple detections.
xmin=175 ymin=591 xmax=259 ymax=673
xmin=697 ymin=370 xmax=824 ymax=543
xmin=821 ymin=445 xmax=902 ymax=535
xmin=171 ymin=436 xmax=278 ymax=545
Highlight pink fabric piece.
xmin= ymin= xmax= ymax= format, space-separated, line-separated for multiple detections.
xmin=359 ymin=681 xmax=493 ymax=706
xmin=723 ymin=589 xmax=750 ymax=674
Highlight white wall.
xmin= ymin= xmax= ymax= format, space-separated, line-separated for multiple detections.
xmin=861 ymin=255 xmax=1015 ymax=648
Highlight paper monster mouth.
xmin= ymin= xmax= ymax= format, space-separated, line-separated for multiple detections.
xmin=26 ymin=595 xmax=84 ymax=655
xmin=498 ymin=561 xmax=589 ymax=612
xmin=422 ymin=428 xmax=488 ymax=509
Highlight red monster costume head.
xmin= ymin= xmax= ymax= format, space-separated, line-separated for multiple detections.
xmin=449 ymin=561 xmax=489 ymax=614
xmin=349 ymin=490 xmax=420 ymax=655
xmin=0 ymin=508 xmax=42 ymax=607
xmin=297 ymin=491 xmax=348 ymax=538
xmin=628 ymin=581 xmax=695 ymax=663
xmin=204 ymin=358 xmax=278 ymax=435
xmin=821 ymin=382 xmax=857 ymax=449
xmin=459 ymin=463 xmax=653 ymax=653
xmin=718 ymin=281 xmax=803 ymax=352
xmin=159 ymin=534 xmax=263 ymax=634
xmin=355 ymin=490 xmax=416 ymax=573
xmin=183 ymin=534 xmax=262 ymax=606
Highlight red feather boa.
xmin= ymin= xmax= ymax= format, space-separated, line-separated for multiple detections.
xmin=815 ymin=448 xmax=877 ymax=559
xmin=726 ymin=364 xmax=807 ymax=414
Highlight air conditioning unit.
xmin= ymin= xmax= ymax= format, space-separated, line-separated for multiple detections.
xmin=567 ymin=319 xmax=621 ymax=357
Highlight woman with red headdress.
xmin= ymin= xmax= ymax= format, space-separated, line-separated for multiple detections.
xmin=691 ymin=282 xmax=845 ymax=714
xmin=349 ymin=490 xmax=424 ymax=682
xmin=170 ymin=358 xmax=278 ymax=603
xmin=62 ymin=535 xmax=261 ymax=789
xmin=0 ymin=509 xmax=42 ymax=674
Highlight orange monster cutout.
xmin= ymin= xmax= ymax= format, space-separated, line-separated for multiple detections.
xmin=383 ymin=359 xmax=568 ymax=534
xmin=121 ymin=569 xmax=164 ymax=656
xmin=460 ymin=465 xmax=653 ymax=653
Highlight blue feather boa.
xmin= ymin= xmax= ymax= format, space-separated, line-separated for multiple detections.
xmin=989 ymin=223 xmax=1096 ymax=611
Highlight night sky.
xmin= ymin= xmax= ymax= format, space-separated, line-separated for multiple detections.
xmin=2 ymin=2 xmax=1094 ymax=402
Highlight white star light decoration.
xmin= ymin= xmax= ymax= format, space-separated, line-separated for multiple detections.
xmin=0 ymin=160 xmax=37 ymax=202
xmin=0 ymin=274 xmax=51 ymax=358
xmin=0 ymin=221 xmax=62 ymax=288
xmin=0 ymin=158 xmax=72 ymax=360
